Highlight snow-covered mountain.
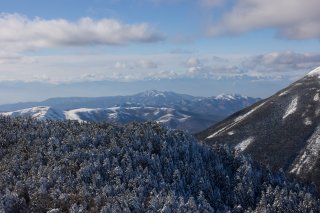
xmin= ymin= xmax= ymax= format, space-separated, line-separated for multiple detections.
xmin=1 ymin=106 xmax=65 ymax=121
xmin=0 ymin=91 xmax=260 ymax=133
xmin=0 ymin=90 xmax=259 ymax=114
xmin=1 ymin=106 xmax=215 ymax=133
xmin=197 ymin=67 xmax=320 ymax=187
xmin=0 ymin=90 xmax=196 ymax=111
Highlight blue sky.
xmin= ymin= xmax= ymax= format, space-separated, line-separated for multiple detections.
xmin=0 ymin=0 xmax=319 ymax=103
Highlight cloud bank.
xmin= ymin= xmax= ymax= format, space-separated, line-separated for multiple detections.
xmin=0 ymin=13 xmax=164 ymax=52
xmin=241 ymin=52 xmax=320 ymax=79
xmin=209 ymin=0 xmax=320 ymax=39
xmin=1 ymin=51 xmax=318 ymax=83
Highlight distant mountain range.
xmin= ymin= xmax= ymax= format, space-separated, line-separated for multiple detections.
xmin=197 ymin=67 xmax=320 ymax=187
xmin=0 ymin=90 xmax=260 ymax=133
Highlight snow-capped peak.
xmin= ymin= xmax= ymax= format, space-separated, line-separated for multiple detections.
xmin=307 ymin=66 xmax=320 ymax=76
xmin=215 ymin=94 xmax=248 ymax=101
xmin=216 ymin=94 xmax=236 ymax=100
xmin=141 ymin=90 xmax=166 ymax=97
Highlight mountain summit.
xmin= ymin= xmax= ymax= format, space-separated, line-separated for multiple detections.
xmin=307 ymin=66 xmax=320 ymax=76
xmin=197 ymin=67 xmax=320 ymax=186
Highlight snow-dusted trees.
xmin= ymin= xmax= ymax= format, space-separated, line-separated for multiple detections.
xmin=0 ymin=116 xmax=319 ymax=212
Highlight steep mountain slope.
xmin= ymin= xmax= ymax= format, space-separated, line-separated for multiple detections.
xmin=0 ymin=91 xmax=260 ymax=133
xmin=0 ymin=116 xmax=319 ymax=212
xmin=197 ymin=67 xmax=320 ymax=186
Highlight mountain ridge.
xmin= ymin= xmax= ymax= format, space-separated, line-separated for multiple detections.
xmin=0 ymin=90 xmax=258 ymax=112
xmin=196 ymin=66 xmax=320 ymax=186
xmin=0 ymin=90 xmax=260 ymax=133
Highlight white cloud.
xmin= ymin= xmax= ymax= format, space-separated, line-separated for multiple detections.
xmin=185 ymin=58 xmax=204 ymax=76
xmin=170 ymin=48 xmax=193 ymax=54
xmin=243 ymin=51 xmax=320 ymax=71
xmin=184 ymin=57 xmax=244 ymax=78
xmin=0 ymin=55 xmax=22 ymax=64
xmin=0 ymin=52 xmax=317 ymax=83
xmin=183 ymin=52 xmax=320 ymax=79
xmin=114 ymin=60 xmax=158 ymax=70
xmin=209 ymin=0 xmax=320 ymax=39
xmin=186 ymin=57 xmax=201 ymax=67
xmin=240 ymin=51 xmax=320 ymax=79
xmin=136 ymin=60 xmax=158 ymax=69
xmin=114 ymin=62 xmax=128 ymax=70
xmin=0 ymin=52 xmax=37 ymax=64
xmin=32 ymin=74 xmax=51 ymax=82
xmin=0 ymin=13 xmax=164 ymax=52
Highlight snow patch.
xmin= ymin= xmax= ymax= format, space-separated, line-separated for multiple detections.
xmin=290 ymin=126 xmax=320 ymax=175
xmin=215 ymin=94 xmax=249 ymax=101
xmin=278 ymin=90 xmax=289 ymax=96
xmin=108 ymin=112 xmax=118 ymax=119
xmin=227 ymin=131 xmax=235 ymax=136
xmin=178 ymin=117 xmax=189 ymax=122
xmin=0 ymin=106 xmax=65 ymax=120
xmin=234 ymin=102 xmax=265 ymax=122
xmin=307 ymin=66 xmax=320 ymax=76
xmin=235 ymin=137 xmax=254 ymax=152
xmin=216 ymin=94 xmax=236 ymax=100
xmin=282 ymin=97 xmax=298 ymax=120
xmin=207 ymin=102 xmax=265 ymax=139
xmin=304 ymin=118 xmax=312 ymax=126
xmin=314 ymin=93 xmax=319 ymax=102
xmin=143 ymin=90 xmax=166 ymax=97
xmin=65 ymin=108 xmax=100 ymax=122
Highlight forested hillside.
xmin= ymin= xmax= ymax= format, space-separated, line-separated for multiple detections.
xmin=0 ymin=116 xmax=319 ymax=212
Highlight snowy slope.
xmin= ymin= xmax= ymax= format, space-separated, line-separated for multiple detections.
xmin=1 ymin=106 xmax=65 ymax=120
xmin=1 ymin=106 xmax=215 ymax=133
xmin=197 ymin=66 xmax=320 ymax=187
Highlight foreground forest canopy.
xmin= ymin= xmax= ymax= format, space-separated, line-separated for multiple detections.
xmin=0 ymin=116 xmax=320 ymax=212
